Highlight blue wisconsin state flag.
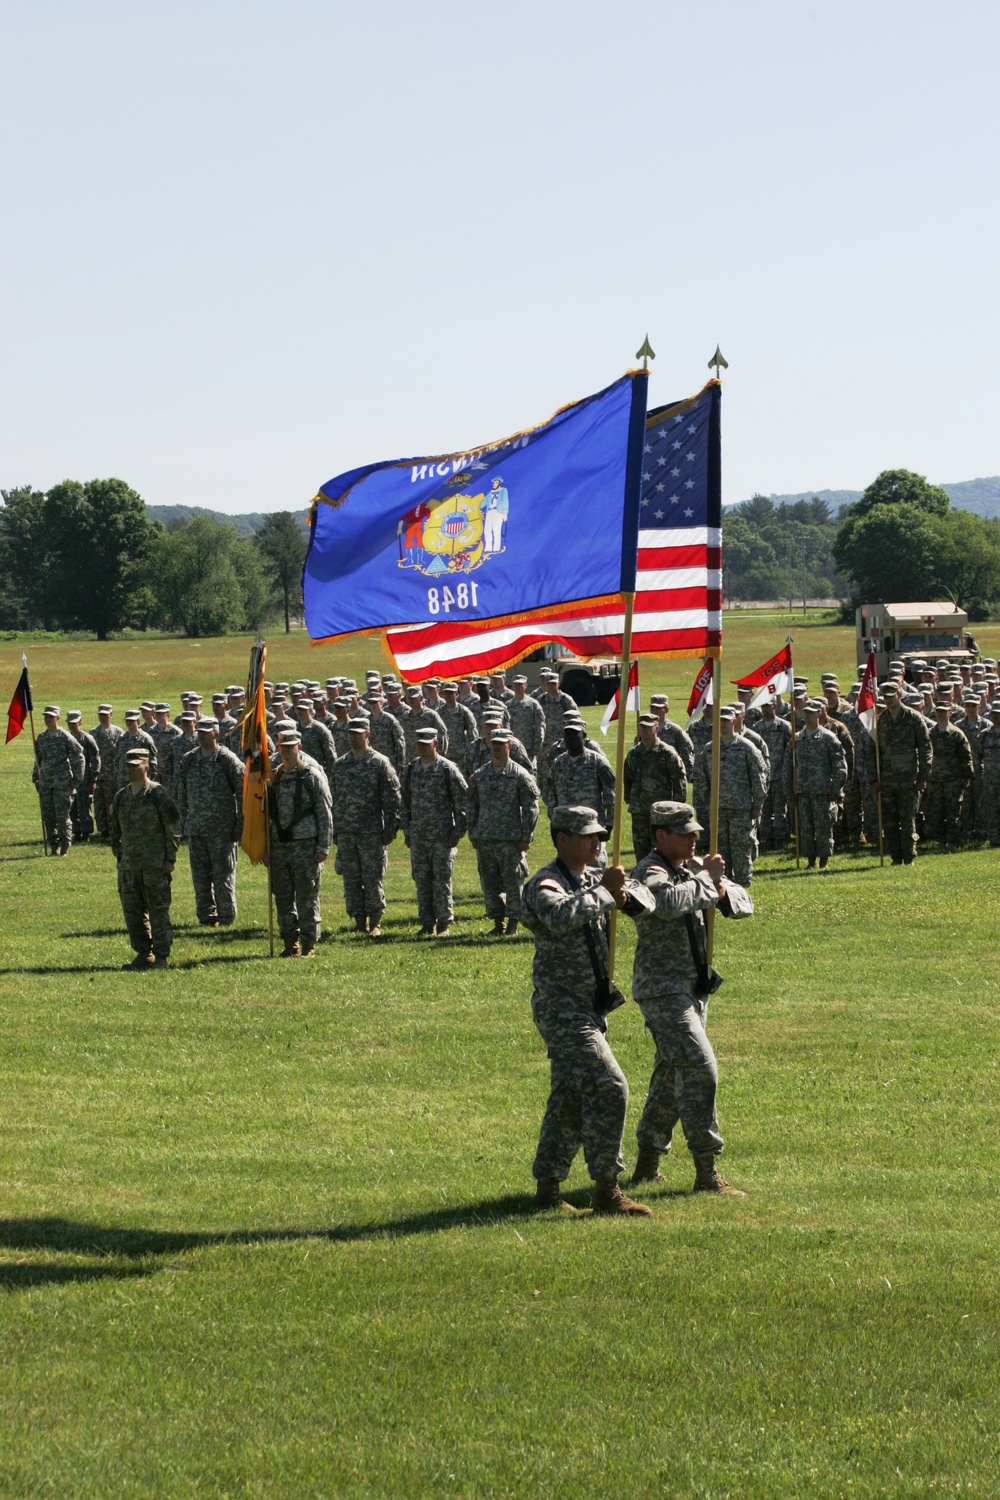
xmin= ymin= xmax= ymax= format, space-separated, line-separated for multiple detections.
xmin=303 ymin=372 xmax=648 ymax=642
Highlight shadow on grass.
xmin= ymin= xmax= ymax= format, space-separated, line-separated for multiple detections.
xmin=0 ymin=954 xmax=268 ymax=976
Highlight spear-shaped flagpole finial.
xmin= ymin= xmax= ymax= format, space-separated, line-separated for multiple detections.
xmin=708 ymin=345 xmax=728 ymax=379
xmin=636 ymin=335 xmax=655 ymax=371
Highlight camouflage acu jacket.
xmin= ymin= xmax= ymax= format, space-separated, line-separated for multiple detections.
xmin=110 ymin=780 xmax=182 ymax=866
xmin=467 ymin=760 xmax=538 ymax=843
xmin=623 ymin=741 xmax=686 ymax=815
xmin=544 ymin=748 xmax=616 ymax=827
xmin=401 ymin=755 xmax=468 ymax=841
xmin=268 ymin=759 xmax=333 ymax=855
xmin=175 ymin=746 xmax=246 ymax=841
xmin=331 ymin=748 xmax=401 ymax=837
xmin=630 ymin=851 xmax=753 ymax=1002
xmin=33 ymin=727 xmax=86 ymax=789
xmin=928 ymin=723 xmax=975 ymax=783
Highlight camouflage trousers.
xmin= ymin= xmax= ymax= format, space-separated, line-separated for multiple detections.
xmin=798 ymin=794 xmax=836 ymax=861
xmin=37 ymin=782 xmax=74 ymax=852
xmin=923 ymin=779 xmax=963 ymax=846
xmin=635 ymin=990 xmax=724 ymax=1159
xmin=94 ymin=781 xmax=117 ymax=838
xmin=71 ymin=787 xmax=94 ymax=841
xmin=961 ymin=774 xmax=985 ymax=840
xmin=530 ymin=997 xmax=628 ymax=1183
xmin=336 ymin=831 xmax=388 ymax=919
xmin=879 ymin=779 xmax=919 ymax=861
xmin=982 ymin=777 xmax=1000 ymax=846
xmin=717 ymin=808 xmax=755 ymax=886
xmin=843 ymin=773 xmax=867 ymax=842
xmin=475 ymin=838 xmax=528 ymax=921
xmin=759 ymin=781 xmax=789 ymax=846
xmin=187 ymin=835 xmax=238 ymax=924
xmin=409 ymin=836 xmax=457 ymax=926
xmin=271 ymin=838 xmax=323 ymax=948
xmin=118 ymin=859 xmax=173 ymax=958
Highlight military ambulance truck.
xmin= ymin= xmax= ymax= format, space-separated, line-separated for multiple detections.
xmin=517 ymin=643 xmax=621 ymax=705
xmin=856 ymin=602 xmax=980 ymax=680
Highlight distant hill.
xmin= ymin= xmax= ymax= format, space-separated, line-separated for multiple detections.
xmin=730 ymin=476 xmax=1000 ymax=521
xmin=146 ymin=505 xmax=270 ymax=537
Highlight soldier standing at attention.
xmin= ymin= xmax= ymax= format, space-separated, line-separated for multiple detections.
xmin=150 ymin=703 xmax=183 ymax=794
xmin=694 ymin=708 xmax=767 ymax=886
xmin=90 ymin=704 xmax=123 ymax=840
xmin=957 ymin=693 xmax=989 ymax=843
xmin=115 ymin=710 xmax=159 ymax=788
xmin=266 ymin=728 xmax=332 ymax=958
xmin=508 ymin=674 xmax=545 ymax=768
xmin=977 ymin=704 xmax=1000 ymax=846
xmin=367 ymin=689 xmax=407 ymax=776
xmin=33 ymin=705 xmax=86 ymax=855
xmin=544 ymin=721 xmax=616 ymax=844
xmin=328 ymin=697 xmax=353 ymax=759
xmin=110 ymin=747 xmax=181 ymax=970
xmin=628 ymin=802 xmax=753 ymax=1196
xmin=66 ymin=710 xmax=100 ymax=843
xmin=537 ymin=673 xmax=577 ymax=779
xmin=330 ymin=718 xmax=401 ymax=938
xmin=785 ymin=700 xmax=848 ymax=870
xmin=757 ymin=698 xmax=792 ymax=850
xmin=648 ymin=694 xmax=695 ymax=782
xmin=140 ymin=701 xmax=157 ymax=731
xmin=401 ymin=686 xmax=449 ymax=761
xmin=521 ymin=805 xmax=654 ymax=1216
xmin=689 ymin=707 xmax=714 ymax=848
xmin=864 ymin=682 xmax=932 ymax=865
xmin=295 ymin=696 xmax=337 ymax=790
xmin=437 ymin=681 xmax=480 ymax=777
xmin=400 ymin=727 xmax=468 ymax=937
xmin=925 ymin=699 xmax=974 ymax=852
xmin=175 ymin=719 xmax=246 ymax=927
xmin=467 ymin=729 xmax=538 ymax=937
xmin=623 ymin=714 xmax=687 ymax=860
xmin=468 ymin=715 xmax=534 ymax=776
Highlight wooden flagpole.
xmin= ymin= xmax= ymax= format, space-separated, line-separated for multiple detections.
xmin=705 ymin=654 xmax=723 ymax=967
xmin=607 ymin=593 xmax=636 ymax=979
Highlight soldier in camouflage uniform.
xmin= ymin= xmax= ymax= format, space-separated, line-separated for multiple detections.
xmin=785 ymin=701 xmax=848 ymax=869
xmin=925 ymin=701 xmax=975 ymax=851
xmin=171 ymin=714 xmax=199 ymax=794
xmin=864 ymin=682 xmax=932 ymax=864
xmin=330 ymin=718 xmax=401 ymax=937
xmin=693 ymin=709 xmax=767 ymax=885
xmin=468 ymin=715 xmax=534 ymax=776
xmin=623 ymin=714 xmax=686 ymax=860
xmin=401 ymin=727 xmax=468 ymax=936
xmin=543 ymin=725 xmax=617 ymax=865
xmin=328 ymin=698 xmax=354 ymax=760
xmin=175 ymin=720 xmax=246 ymax=926
xmin=978 ymin=705 xmax=1000 ymax=845
xmin=402 ymin=686 xmax=449 ymax=761
xmin=150 ymin=704 xmax=184 ymax=794
xmin=817 ymin=701 xmax=855 ymax=849
xmin=110 ymin=747 xmax=181 ymax=969
xmin=537 ymin=675 xmax=577 ymax=778
xmin=489 ymin=671 xmax=515 ymax=707
xmin=295 ymin=697 xmax=337 ymax=789
xmin=66 ymin=710 xmax=100 ymax=842
xmin=140 ymin=701 xmax=157 ymax=731
xmin=467 ymin=730 xmax=538 ymax=936
xmin=757 ymin=699 xmax=791 ymax=849
xmin=115 ymin=710 xmax=159 ymax=788
xmin=957 ymin=694 xmax=989 ymax=842
xmin=628 ymin=801 xmax=752 ymax=1196
xmin=508 ymin=675 xmax=545 ymax=766
xmin=367 ymin=690 xmax=407 ymax=776
xmin=838 ymin=687 xmax=871 ymax=847
xmin=689 ymin=708 xmax=714 ymax=847
xmin=32 ymin=706 xmax=87 ymax=854
xmin=436 ymin=682 xmax=479 ymax=777
xmin=522 ymin=804 xmax=655 ymax=1216
xmin=91 ymin=704 xmax=124 ymax=839
xmin=648 ymin=695 xmax=695 ymax=781
xmin=266 ymin=728 xmax=333 ymax=957
xmin=212 ymin=694 xmax=238 ymax=739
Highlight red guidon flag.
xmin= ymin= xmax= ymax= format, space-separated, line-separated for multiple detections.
xmin=686 ymin=659 xmax=714 ymax=727
xmin=5 ymin=662 xmax=32 ymax=745
xmin=857 ymin=651 xmax=878 ymax=736
xmin=599 ymin=660 xmax=639 ymax=736
xmin=734 ymin=641 xmax=794 ymax=709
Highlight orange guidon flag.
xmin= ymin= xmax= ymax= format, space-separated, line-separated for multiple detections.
xmin=240 ymin=642 xmax=271 ymax=865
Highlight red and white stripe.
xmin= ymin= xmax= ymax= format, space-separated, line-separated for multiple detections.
xmin=387 ymin=527 xmax=721 ymax=681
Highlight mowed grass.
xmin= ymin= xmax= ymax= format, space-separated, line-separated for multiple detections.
xmin=1 ymin=617 xmax=999 ymax=1498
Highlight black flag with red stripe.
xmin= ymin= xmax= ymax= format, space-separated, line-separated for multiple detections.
xmin=5 ymin=665 xmax=32 ymax=744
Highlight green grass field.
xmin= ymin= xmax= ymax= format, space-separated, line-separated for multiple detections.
xmin=2 ymin=617 xmax=999 ymax=1497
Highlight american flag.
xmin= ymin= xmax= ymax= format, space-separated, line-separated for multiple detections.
xmin=386 ymin=380 xmax=722 ymax=679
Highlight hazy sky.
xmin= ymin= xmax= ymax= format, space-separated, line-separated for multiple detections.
xmin=2 ymin=1 xmax=997 ymax=514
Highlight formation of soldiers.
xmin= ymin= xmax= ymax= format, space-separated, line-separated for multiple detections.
xmin=29 ymin=647 xmax=1000 ymax=967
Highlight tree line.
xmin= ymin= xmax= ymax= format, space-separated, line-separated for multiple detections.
xmin=0 ymin=479 xmax=308 ymax=638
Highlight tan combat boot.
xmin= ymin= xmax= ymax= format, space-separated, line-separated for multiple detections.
xmin=592 ymin=1179 xmax=653 ymax=1217
xmin=692 ymin=1155 xmax=746 ymax=1197
xmin=629 ymin=1147 xmax=665 ymax=1185
xmin=534 ymin=1179 xmax=583 ymax=1214
xmin=279 ymin=940 xmax=300 ymax=958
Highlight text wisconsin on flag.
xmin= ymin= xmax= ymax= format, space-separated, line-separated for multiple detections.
xmin=387 ymin=380 xmax=722 ymax=680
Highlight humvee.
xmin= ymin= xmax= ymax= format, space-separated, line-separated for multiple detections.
xmin=516 ymin=643 xmax=621 ymax=706
xmin=856 ymin=602 xmax=980 ymax=680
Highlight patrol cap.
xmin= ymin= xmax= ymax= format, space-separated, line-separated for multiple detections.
xmin=649 ymin=800 xmax=703 ymax=834
xmin=550 ymin=804 xmax=609 ymax=837
xmin=934 ymin=702 xmax=951 ymax=713
xmin=405 ymin=686 xmax=422 ymax=699
xmin=792 ymin=687 xmax=808 ymax=699
xmin=366 ymin=670 xmax=381 ymax=682
xmin=212 ymin=694 xmax=227 ymax=704
xmin=333 ymin=697 xmax=351 ymax=709
xmin=124 ymin=709 xmax=140 ymax=720
xmin=512 ymin=675 xmax=528 ymax=685
xmin=991 ymin=703 xmax=1000 ymax=717
xmin=67 ymin=710 xmax=82 ymax=723
xmin=277 ymin=728 xmax=301 ymax=745
xmin=489 ymin=728 xmax=512 ymax=743
xmin=295 ymin=695 xmax=314 ymax=708
xmin=263 ymin=680 xmax=274 ymax=691
xmin=638 ymin=713 xmax=659 ymax=727
xmin=385 ymin=681 xmax=402 ymax=694
xmin=850 ymin=682 xmax=861 ymax=693
xmin=804 ymin=698 xmax=823 ymax=712
xmin=180 ymin=712 xmax=197 ymax=724
xmin=325 ymin=678 xmax=341 ymax=688
xmin=649 ymin=694 xmax=668 ymax=707
xmin=225 ymin=684 xmax=241 ymax=694
xmin=934 ymin=658 xmax=949 ymax=670
xmin=415 ymin=727 xmax=438 ymax=743
xmin=341 ymin=680 xmax=358 ymax=692
xmin=43 ymin=704 xmax=60 ymax=716
xmin=367 ymin=688 xmax=384 ymax=700
xmin=154 ymin=702 xmax=170 ymax=713
xmin=719 ymin=707 xmax=736 ymax=721
xmin=347 ymin=716 xmax=370 ymax=732
xmin=793 ymin=676 xmax=809 ymax=686
xmin=440 ymin=680 xmax=459 ymax=692
xmin=98 ymin=703 xmax=113 ymax=714
xmin=189 ymin=693 xmax=204 ymax=703
xmin=272 ymin=717 xmax=296 ymax=732
xmin=274 ymin=682 xmax=289 ymax=693
xmin=881 ymin=682 xmax=899 ymax=696
xmin=424 ymin=677 xmax=440 ymax=686
xmin=141 ymin=700 xmax=155 ymax=712
xmin=483 ymin=711 xmax=504 ymax=724
xmin=125 ymin=748 xmax=149 ymax=764
xmin=196 ymin=717 xmax=219 ymax=732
